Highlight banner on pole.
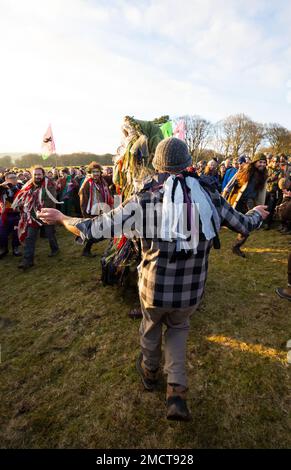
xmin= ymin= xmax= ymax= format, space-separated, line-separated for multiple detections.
xmin=41 ymin=124 xmax=56 ymax=160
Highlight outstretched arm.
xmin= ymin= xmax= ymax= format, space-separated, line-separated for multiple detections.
xmin=37 ymin=209 xmax=83 ymax=237
xmin=37 ymin=198 xmax=137 ymax=242
xmin=219 ymin=196 xmax=269 ymax=235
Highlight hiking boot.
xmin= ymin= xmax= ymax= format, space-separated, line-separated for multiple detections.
xmin=48 ymin=249 xmax=60 ymax=257
xmin=82 ymin=250 xmax=96 ymax=257
xmin=13 ymin=248 xmax=22 ymax=257
xmin=232 ymin=246 xmax=246 ymax=258
xmin=136 ymin=353 xmax=159 ymax=391
xmin=275 ymin=287 xmax=291 ymax=301
xmin=128 ymin=308 xmax=143 ymax=320
xmin=0 ymin=249 xmax=9 ymax=259
xmin=18 ymin=261 xmax=34 ymax=271
xmin=166 ymin=384 xmax=192 ymax=422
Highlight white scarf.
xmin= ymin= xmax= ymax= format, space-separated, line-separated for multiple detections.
xmin=160 ymin=175 xmax=216 ymax=253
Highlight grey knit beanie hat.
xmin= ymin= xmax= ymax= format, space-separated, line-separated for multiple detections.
xmin=152 ymin=137 xmax=192 ymax=173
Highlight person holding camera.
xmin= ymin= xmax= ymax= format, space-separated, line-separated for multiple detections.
xmin=0 ymin=171 xmax=22 ymax=258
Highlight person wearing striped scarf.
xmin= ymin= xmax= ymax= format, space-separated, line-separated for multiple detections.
xmin=78 ymin=162 xmax=113 ymax=257
xmin=12 ymin=167 xmax=61 ymax=271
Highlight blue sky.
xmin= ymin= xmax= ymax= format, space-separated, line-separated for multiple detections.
xmin=0 ymin=0 xmax=290 ymax=154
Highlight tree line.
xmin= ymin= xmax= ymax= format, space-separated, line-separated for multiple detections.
xmin=0 ymin=152 xmax=114 ymax=169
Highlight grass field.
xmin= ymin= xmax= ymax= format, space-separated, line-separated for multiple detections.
xmin=0 ymin=226 xmax=290 ymax=448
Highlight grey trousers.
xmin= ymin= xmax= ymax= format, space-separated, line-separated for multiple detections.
xmin=139 ymin=298 xmax=197 ymax=387
xmin=23 ymin=225 xmax=59 ymax=263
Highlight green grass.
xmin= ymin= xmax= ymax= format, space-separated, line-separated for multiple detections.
xmin=0 ymin=227 xmax=290 ymax=448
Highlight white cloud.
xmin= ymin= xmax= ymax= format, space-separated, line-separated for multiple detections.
xmin=122 ymin=4 xmax=142 ymax=27
xmin=0 ymin=0 xmax=290 ymax=154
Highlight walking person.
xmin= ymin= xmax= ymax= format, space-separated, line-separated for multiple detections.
xmin=222 ymin=153 xmax=268 ymax=257
xmin=78 ymin=162 xmax=113 ymax=257
xmin=12 ymin=167 xmax=60 ymax=270
xmin=38 ymin=138 xmax=269 ymax=421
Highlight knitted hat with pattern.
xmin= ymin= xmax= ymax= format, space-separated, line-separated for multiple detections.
xmin=152 ymin=137 xmax=192 ymax=173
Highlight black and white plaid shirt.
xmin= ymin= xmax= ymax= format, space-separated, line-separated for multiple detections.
xmin=75 ymin=173 xmax=262 ymax=309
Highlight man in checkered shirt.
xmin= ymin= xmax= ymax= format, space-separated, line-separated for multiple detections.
xmin=38 ymin=137 xmax=269 ymax=422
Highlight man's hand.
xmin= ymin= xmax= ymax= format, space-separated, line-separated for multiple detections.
xmin=253 ymin=205 xmax=270 ymax=220
xmin=37 ymin=208 xmax=65 ymax=225
xmin=37 ymin=208 xmax=82 ymax=237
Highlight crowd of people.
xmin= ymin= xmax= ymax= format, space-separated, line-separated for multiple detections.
xmin=191 ymin=153 xmax=291 ymax=256
xmin=1 ymin=141 xmax=290 ymax=421
xmin=0 ymin=164 xmax=114 ymax=265
xmin=1 ymin=152 xmax=290 ymax=290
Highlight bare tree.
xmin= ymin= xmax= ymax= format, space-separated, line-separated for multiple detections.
xmin=177 ymin=115 xmax=212 ymax=163
xmin=212 ymin=120 xmax=231 ymax=157
xmin=222 ymin=114 xmax=252 ymax=158
xmin=244 ymin=121 xmax=265 ymax=157
xmin=265 ymin=123 xmax=291 ymax=154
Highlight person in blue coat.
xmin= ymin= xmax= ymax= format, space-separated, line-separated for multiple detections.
xmin=221 ymin=156 xmax=246 ymax=191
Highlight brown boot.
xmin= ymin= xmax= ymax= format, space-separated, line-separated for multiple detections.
xmin=232 ymin=245 xmax=246 ymax=258
xmin=166 ymin=384 xmax=192 ymax=422
xmin=136 ymin=353 xmax=159 ymax=391
xmin=275 ymin=287 xmax=291 ymax=301
xmin=232 ymin=233 xmax=248 ymax=258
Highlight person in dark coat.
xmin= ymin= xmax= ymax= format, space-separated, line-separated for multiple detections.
xmin=0 ymin=171 xmax=22 ymax=258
